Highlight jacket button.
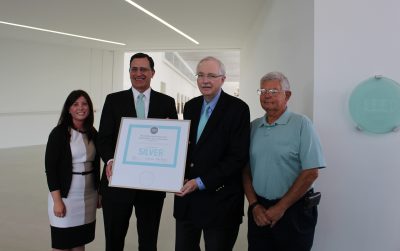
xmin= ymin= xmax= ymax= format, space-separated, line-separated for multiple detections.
xmin=190 ymin=163 xmax=194 ymax=167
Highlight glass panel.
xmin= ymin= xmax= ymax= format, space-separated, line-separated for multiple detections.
xmin=349 ymin=76 xmax=400 ymax=133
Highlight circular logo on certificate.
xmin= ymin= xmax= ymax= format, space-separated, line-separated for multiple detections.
xmin=150 ymin=127 xmax=158 ymax=134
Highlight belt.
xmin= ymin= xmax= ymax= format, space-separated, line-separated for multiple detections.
xmin=72 ymin=170 xmax=94 ymax=175
xmin=257 ymin=188 xmax=314 ymax=204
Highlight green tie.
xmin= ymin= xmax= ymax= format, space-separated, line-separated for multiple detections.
xmin=196 ymin=105 xmax=210 ymax=142
xmin=136 ymin=93 xmax=145 ymax=118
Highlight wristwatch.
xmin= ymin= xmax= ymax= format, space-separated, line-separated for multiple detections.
xmin=249 ymin=201 xmax=260 ymax=212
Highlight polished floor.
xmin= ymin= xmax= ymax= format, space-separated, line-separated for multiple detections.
xmin=0 ymin=145 xmax=248 ymax=250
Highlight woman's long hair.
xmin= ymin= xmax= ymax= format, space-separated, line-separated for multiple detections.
xmin=58 ymin=90 xmax=95 ymax=141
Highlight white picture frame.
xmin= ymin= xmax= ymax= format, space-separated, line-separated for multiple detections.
xmin=110 ymin=118 xmax=190 ymax=192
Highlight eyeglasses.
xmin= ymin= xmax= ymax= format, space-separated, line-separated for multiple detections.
xmin=195 ymin=73 xmax=224 ymax=80
xmin=129 ymin=67 xmax=151 ymax=73
xmin=257 ymin=88 xmax=286 ymax=96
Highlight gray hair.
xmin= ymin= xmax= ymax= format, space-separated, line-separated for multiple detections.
xmin=260 ymin=71 xmax=290 ymax=91
xmin=196 ymin=56 xmax=226 ymax=76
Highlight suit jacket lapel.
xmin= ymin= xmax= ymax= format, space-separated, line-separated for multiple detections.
xmin=187 ymin=97 xmax=202 ymax=146
xmin=123 ymin=89 xmax=137 ymax=117
xmin=148 ymin=89 xmax=157 ymax=118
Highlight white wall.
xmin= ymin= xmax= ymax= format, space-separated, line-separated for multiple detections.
xmin=314 ymin=0 xmax=400 ymax=250
xmin=0 ymin=38 xmax=115 ymax=148
xmin=241 ymin=0 xmax=314 ymax=120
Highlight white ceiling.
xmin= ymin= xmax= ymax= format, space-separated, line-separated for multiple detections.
xmin=0 ymin=0 xmax=266 ymax=81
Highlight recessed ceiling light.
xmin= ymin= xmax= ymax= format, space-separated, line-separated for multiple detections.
xmin=124 ymin=0 xmax=199 ymax=45
xmin=0 ymin=20 xmax=126 ymax=46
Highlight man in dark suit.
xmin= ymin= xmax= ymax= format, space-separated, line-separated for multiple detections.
xmin=174 ymin=56 xmax=250 ymax=251
xmin=98 ymin=53 xmax=178 ymax=251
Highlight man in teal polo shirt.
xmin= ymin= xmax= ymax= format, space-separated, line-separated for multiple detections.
xmin=243 ymin=71 xmax=326 ymax=251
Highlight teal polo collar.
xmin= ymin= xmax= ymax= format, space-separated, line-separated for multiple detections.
xmin=259 ymin=108 xmax=291 ymax=127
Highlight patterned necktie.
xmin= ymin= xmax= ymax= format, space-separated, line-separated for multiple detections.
xmin=196 ymin=105 xmax=211 ymax=142
xmin=136 ymin=93 xmax=145 ymax=118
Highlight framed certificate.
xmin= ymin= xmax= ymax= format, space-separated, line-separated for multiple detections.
xmin=110 ymin=118 xmax=190 ymax=192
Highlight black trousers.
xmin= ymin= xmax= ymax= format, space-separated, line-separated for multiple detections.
xmin=102 ymin=196 xmax=164 ymax=251
xmin=175 ymin=219 xmax=240 ymax=251
xmin=247 ymin=193 xmax=318 ymax=251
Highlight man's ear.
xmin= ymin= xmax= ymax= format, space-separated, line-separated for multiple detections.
xmin=285 ymin=91 xmax=292 ymax=101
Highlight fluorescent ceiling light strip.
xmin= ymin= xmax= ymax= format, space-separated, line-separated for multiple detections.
xmin=0 ymin=21 xmax=126 ymax=46
xmin=124 ymin=0 xmax=199 ymax=45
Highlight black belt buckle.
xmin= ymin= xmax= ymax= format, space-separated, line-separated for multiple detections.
xmin=304 ymin=191 xmax=321 ymax=209
xmin=72 ymin=170 xmax=93 ymax=175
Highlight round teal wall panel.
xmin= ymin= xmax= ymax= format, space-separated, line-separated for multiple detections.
xmin=349 ymin=76 xmax=400 ymax=134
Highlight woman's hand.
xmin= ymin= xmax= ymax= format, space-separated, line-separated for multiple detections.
xmin=50 ymin=190 xmax=66 ymax=217
xmin=106 ymin=160 xmax=113 ymax=181
xmin=53 ymin=200 xmax=66 ymax=218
